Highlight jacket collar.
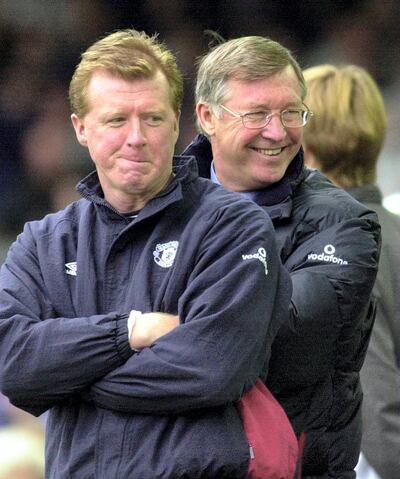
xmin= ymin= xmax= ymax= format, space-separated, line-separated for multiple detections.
xmin=76 ymin=156 xmax=199 ymax=222
xmin=182 ymin=134 xmax=305 ymax=219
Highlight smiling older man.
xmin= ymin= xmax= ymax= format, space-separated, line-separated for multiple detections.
xmin=182 ymin=35 xmax=381 ymax=479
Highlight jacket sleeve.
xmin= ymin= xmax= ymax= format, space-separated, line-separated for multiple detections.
xmin=86 ymin=203 xmax=292 ymax=414
xmin=268 ymin=208 xmax=380 ymax=390
xmin=0 ymin=223 xmax=133 ymax=416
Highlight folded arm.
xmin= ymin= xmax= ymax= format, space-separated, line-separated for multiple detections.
xmin=86 ymin=205 xmax=292 ymax=414
xmin=0 ymin=223 xmax=133 ymax=416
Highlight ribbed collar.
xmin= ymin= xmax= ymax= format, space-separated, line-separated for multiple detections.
xmin=76 ymin=156 xmax=199 ymax=221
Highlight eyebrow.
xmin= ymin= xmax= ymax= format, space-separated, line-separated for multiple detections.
xmin=244 ymin=101 xmax=303 ymax=110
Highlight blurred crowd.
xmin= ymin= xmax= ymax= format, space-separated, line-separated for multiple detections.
xmin=1 ymin=1 xmax=400 ymax=477
xmin=1 ymin=0 xmax=400 ymax=258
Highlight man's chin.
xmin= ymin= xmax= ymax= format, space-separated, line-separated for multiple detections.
xmin=253 ymin=166 xmax=287 ymax=188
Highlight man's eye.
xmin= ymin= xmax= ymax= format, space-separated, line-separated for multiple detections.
xmin=145 ymin=115 xmax=163 ymax=126
xmin=109 ymin=117 xmax=125 ymax=125
xmin=283 ymin=110 xmax=302 ymax=118
xmin=245 ymin=111 xmax=267 ymax=121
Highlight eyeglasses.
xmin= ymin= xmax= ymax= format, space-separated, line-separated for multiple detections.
xmin=219 ymin=104 xmax=313 ymax=129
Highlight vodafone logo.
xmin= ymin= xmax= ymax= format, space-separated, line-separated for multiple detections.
xmin=308 ymin=244 xmax=348 ymax=265
xmin=324 ymin=244 xmax=335 ymax=255
xmin=242 ymin=247 xmax=269 ymax=275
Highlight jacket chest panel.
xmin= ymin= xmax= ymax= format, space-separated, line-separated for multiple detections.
xmin=74 ymin=221 xmax=186 ymax=317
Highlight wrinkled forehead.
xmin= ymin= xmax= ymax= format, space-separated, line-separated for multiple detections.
xmin=85 ymin=68 xmax=173 ymax=109
xmin=224 ymin=67 xmax=303 ymax=105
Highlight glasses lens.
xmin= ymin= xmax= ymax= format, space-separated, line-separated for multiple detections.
xmin=243 ymin=112 xmax=269 ymax=129
xmin=282 ymin=109 xmax=308 ymax=127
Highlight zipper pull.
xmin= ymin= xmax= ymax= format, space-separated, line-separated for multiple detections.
xmin=249 ymin=445 xmax=255 ymax=459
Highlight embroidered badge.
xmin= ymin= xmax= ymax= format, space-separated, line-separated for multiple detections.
xmin=153 ymin=241 xmax=179 ymax=268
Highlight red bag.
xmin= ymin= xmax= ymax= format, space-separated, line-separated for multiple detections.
xmin=238 ymin=378 xmax=300 ymax=479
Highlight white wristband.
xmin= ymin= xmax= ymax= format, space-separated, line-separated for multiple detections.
xmin=128 ymin=310 xmax=142 ymax=351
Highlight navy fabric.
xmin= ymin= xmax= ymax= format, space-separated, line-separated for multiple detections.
xmin=0 ymin=156 xmax=292 ymax=478
xmin=183 ymin=135 xmax=381 ymax=479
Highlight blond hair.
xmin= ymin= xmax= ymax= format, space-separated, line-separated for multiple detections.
xmin=69 ymin=29 xmax=183 ymax=118
xmin=303 ymin=64 xmax=387 ymax=188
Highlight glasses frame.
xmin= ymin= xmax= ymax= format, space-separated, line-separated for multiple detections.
xmin=219 ymin=103 xmax=313 ymax=129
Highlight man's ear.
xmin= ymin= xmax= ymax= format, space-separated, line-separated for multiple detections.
xmin=196 ymin=102 xmax=216 ymax=136
xmin=71 ymin=114 xmax=88 ymax=147
xmin=174 ymin=110 xmax=180 ymax=133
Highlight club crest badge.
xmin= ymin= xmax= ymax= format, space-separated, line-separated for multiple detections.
xmin=153 ymin=241 xmax=179 ymax=268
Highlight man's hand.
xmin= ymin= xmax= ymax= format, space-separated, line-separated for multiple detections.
xmin=129 ymin=312 xmax=180 ymax=350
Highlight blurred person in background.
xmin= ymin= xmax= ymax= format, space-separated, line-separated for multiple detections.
xmin=0 ymin=424 xmax=45 ymax=479
xmin=303 ymin=63 xmax=400 ymax=479
xmin=182 ymin=35 xmax=381 ymax=478
xmin=0 ymin=29 xmax=292 ymax=478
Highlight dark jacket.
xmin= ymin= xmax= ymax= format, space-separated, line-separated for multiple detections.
xmin=183 ymin=135 xmax=381 ymax=479
xmin=349 ymin=185 xmax=400 ymax=479
xmin=0 ymin=157 xmax=292 ymax=479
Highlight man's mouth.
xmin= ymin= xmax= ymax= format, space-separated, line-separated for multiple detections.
xmin=251 ymin=147 xmax=283 ymax=156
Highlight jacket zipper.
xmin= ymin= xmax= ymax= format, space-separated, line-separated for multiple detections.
xmin=249 ymin=445 xmax=255 ymax=459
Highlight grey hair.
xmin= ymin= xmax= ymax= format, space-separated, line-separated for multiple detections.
xmin=195 ymin=36 xmax=306 ymax=133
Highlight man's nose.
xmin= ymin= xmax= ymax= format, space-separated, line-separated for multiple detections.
xmin=126 ymin=119 xmax=146 ymax=146
xmin=260 ymin=113 xmax=287 ymax=141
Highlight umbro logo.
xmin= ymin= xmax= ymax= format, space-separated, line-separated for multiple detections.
xmin=65 ymin=262 xmax=77 ymax=276
xmin=308 ymin=244 xmax=348 ymax=265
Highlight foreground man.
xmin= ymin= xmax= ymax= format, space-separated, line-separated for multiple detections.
xmin=0 ymin=30 xmax=292 ymax=478
xmin=183 ymin=36 xmax=381 ymax=478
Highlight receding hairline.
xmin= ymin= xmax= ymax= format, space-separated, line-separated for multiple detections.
xmin=84 ymin=67 xmax=176 ymax=110
xmin=228 ymin=64 xmax=302 ymax=89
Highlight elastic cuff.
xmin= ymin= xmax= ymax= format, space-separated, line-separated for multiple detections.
xmin=114 ymin=313 xmax=133 ymax=361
